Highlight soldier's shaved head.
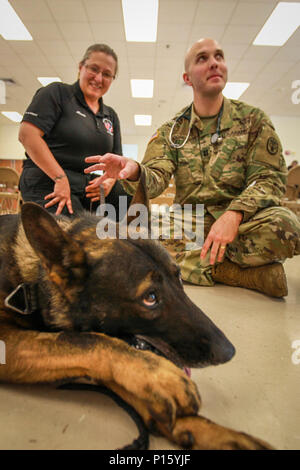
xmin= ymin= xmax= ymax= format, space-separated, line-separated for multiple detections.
xmin=184 ymin=38 xmax=223 ymax=72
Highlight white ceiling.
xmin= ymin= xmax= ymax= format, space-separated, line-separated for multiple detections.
xmin=0 ymin=0 xmax=300 ymax=145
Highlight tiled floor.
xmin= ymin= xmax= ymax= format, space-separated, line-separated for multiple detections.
xmin=0 ymin=257 xmax=299 ymax=450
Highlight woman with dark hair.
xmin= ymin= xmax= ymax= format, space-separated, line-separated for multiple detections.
xmin=18 ymin=43 xmax=131 ymax=217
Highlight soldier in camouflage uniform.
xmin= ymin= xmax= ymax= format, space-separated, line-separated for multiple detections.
xmin=85 ymin=39 xmax=300 ymax=297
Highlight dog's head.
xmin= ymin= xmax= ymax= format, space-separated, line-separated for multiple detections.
xmin=20 ymin=175 xmax=235 ymax=369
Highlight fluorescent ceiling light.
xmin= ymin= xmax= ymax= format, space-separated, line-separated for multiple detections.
xmin=1 ymin=111 xmax=22 ymax=122
xmin=223 ymin=82 xmax=250 ymax=100
xmin=253 ymin=2 xmax=300 ymax=46
xmin=122 ymin=0 xmax=158 ymax=42
xmin=131 ymin=79 xmax=154 ymax=98
xmin=134 ymin=114 xmax=152 ymax=126
xmin=0 ymin=0 xmax=32 ymax=40
xmin=38 ymin=77 xmax=62 ymax=87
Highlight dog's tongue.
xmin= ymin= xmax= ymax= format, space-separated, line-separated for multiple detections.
xmin=184 ymin=367 xmax=191 ymax=377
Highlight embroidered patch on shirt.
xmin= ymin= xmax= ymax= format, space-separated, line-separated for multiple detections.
xmin=103 ymin=118 xmax=114 ymax=136
xmin=267 ymin=136 xmax=279 ymax=155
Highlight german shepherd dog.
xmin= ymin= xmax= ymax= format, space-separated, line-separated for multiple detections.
xmin=0 ymin=177 xmax=272 ymax=450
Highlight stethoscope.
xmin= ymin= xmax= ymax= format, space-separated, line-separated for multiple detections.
xmin=169 ymin=102 xmax=224 ymax=149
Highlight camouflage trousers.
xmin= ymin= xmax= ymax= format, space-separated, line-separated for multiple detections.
xmin=160 ymin=206 xmax=300 ymax=286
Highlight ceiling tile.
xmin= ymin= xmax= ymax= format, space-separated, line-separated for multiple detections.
xmin=242 ymin=45 xmax=278 ymax=61
xmin=26 ymin=21 xmax=64 ymax=40
xmin=84 ymin=0 xmax=124 ymax=22
xmin=221 ymin=25 xmax=260 ymax=44
xmin=230 ymin=60 xmax=265 ymax=81
xmin=158 ymin=1 xmax=199 ymax=23
xmin=90 ymin=22 xmax=125 ymax=42
xmin=126 ymin=43 xmax=156 ymax=57
xmin=188 ymin=24 xmax=226 ymax=45
xmin=38 ymin=40 xmax=71 ymax=57
xmin=58 ymin=22 xmax=94 ymax=42
xmin=128 ymin=56 xmax=155 ymax=73
xmin=10 ymin=0 xmax=53 ymax=22
xmin=47 ymin=0 xmax=89 ymax=22
xmin=156 ymin=42 xmax=187 ymax=59
xmin=65 ymin=41 xmax=97 ymax=61
xmin=230 ymin=2 xmax=275 ymax=26
xmin=194 ymin=1 xmax=237 ymax=25
xmin=157 ymin=23 xmax=191 ymax=43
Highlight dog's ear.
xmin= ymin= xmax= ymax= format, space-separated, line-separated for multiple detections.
xmin=119 ymin=168 xmax=150 ymax=241
xmin=126 ymin=168 xmax=149 ymax=225
xmin=21 ymin=203 xmax=87 ymax=295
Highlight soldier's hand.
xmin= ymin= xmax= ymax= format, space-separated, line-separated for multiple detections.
xmin=200 ymin=211 xmax=243 ymax=265
xmin=84 ymin=154 xmax=140 ymax=181
xmin=85 ymin=177 xmax=116 ymax=201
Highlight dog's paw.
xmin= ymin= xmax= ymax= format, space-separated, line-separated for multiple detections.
xmin=111 ymin=349 xmax=201 ymax=430
xmin=166 ymin=416 xmax=274 ymax=450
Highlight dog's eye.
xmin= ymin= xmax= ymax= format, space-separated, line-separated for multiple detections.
xmin=143 ymin=291 xmax=158 ymax=308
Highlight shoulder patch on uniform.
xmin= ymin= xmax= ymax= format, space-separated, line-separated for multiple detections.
xmin=148 ymin=130 xmax=159 ymax=144
xmin=267 ymin=136 xmax=279 ymax=155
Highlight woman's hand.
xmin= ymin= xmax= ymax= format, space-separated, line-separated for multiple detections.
xmin=200 ymin=211 xmax=243 ymax=265
xmin=84 ymin=154 xmax=140 ymax=181
xmin=19 ymin=122 xmax=74 ymax=215
xmin=44 ymin=176 xmax=73 ymax=215
xmin=85 ymin=176 xmax=116 ymax=201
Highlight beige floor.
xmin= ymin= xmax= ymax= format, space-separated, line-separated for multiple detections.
xmin=0 ymin=257 xmax=299 ymax=450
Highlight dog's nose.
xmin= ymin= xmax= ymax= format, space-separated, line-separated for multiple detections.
xmin=212 ymin=337 xmax=235 ymax=365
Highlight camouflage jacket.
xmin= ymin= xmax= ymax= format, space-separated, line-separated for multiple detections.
xmin=122 ymin=97 xmax=287 ymax=221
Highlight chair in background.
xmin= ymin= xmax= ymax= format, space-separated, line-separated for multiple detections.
xmin=282 ymin=165 xmax=300 ymax=218
xmin=0 ymin=167 xmax=21 ymax=214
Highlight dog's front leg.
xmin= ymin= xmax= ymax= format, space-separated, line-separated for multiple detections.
xmin=0 ymin=326 xmax=200 ymax=432
xmin=99 ymin=383 xmax=273 ymax=450
xmin=157 ymin=415 xmax=274 ymax=450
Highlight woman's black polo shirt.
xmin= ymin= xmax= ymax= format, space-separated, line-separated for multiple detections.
xmin=22 ymin=80 xmax=122 ymax=173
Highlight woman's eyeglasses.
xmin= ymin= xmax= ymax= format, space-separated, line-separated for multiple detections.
xmin=84 ymin=64 xmax=115 ymax=81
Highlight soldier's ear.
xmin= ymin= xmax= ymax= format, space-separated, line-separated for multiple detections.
xmin=183 ymin=72 xmax=192 ymax=87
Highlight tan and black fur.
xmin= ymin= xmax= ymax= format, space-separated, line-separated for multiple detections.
xmin=0 ymin=178 xmax=272 ymax=450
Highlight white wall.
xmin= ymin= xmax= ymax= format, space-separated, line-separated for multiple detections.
xmin=0 ymin=124 xmax=24 ymax=159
